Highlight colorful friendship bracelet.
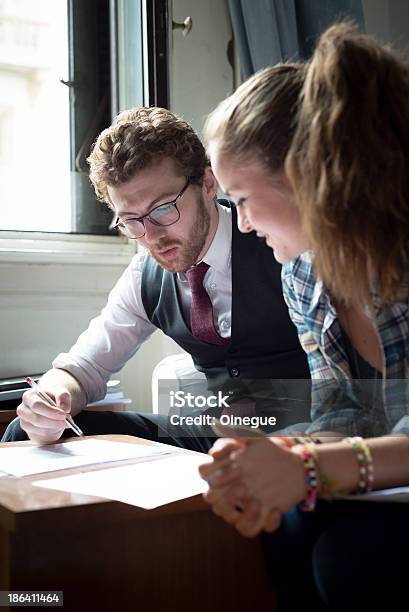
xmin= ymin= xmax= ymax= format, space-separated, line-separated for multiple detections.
xmin=345 ymin=436 xmax=374 ymax=494
xmin=278 ymin=436 xmax=298 ymax=448
xmin=276 ymin=437 xmax=320 ymax=510
xmin=297 ymin=443 xmax=319 ymax=512
xmin=278 ymin=434 xmax=322 ymax=447
xmin=279 ymin=436 xmax=339 ymax=509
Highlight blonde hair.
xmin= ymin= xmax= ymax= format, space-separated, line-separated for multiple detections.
xmin=204 ymin=64 xmax=306 ymax=171
xmin=286 ymin=23 xmax=409 ymax=306
xmin=88 ymin=106 xmax=208 ymax=206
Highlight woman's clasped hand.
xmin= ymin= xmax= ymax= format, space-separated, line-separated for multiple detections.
xmin=199 ymin=436 xmax=306 ymax=537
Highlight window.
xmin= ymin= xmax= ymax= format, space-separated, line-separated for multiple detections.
xmin=0 ymin=0 xmax=168 ymax=237
xmin=0 ymin=0 xmax=71 ymax=232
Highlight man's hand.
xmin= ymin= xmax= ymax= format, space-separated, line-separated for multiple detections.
xmin=17 ymin=386 xmax=72 ymax=444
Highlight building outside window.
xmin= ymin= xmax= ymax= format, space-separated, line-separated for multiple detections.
xmin=0 ymin=0 xmax=71 ymax=232
xmin=0 ymin=0 xmax=150 ymax=236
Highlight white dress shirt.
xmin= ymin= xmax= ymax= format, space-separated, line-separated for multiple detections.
xmin=53 ymin=203 xmax=233 ymax=403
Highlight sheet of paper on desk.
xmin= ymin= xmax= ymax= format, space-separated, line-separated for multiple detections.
xmin=0 ymin=439 xmax=172 ymax=477
xmin=34 ymin=454 xmax=211 ymax=509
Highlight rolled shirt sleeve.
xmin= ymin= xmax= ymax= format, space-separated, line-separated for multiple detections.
xmin=53 ymin=249 xmax=157 ymax=404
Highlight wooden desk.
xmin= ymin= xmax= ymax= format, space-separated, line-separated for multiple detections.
xmin=0 ymin=435 xmax=276 ymax=612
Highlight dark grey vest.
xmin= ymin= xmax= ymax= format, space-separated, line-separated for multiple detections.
xmin=141 ymin=201 xmax=310 ymax=389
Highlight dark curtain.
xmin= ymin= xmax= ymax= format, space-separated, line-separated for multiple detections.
xmin=228 ymin=0 xmax=299 ymax=79
xmin=228 ymin=0 xmax=365 ymax=79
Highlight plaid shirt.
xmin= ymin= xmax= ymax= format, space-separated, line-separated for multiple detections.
xmin=282 ymin=252 xmax=409 ymax=437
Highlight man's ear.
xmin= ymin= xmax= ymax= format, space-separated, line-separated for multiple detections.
xmin=202 ymin=166 xmax=218 ymax=202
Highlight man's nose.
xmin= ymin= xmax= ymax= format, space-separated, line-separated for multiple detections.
xmin=236 ymin=207 xmax=253 ymax=233
xmin=142 ymin=220 xmax=165 ymax=243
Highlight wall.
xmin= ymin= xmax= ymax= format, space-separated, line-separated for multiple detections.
xmin=170 ymin=0 xmax=234 ymax=137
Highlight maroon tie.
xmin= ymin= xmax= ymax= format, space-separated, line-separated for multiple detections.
xmin=186 ymin=262 xmax=229 ymax=346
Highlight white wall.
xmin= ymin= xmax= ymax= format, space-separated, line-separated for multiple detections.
xmin=170 ymin=0 xmax=234 ymax=137
xmin=0 ymin=230 xmax=198 ymax=411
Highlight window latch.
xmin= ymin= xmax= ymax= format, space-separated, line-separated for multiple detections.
xmin=59 ymin=78 xmax=77 ymax=88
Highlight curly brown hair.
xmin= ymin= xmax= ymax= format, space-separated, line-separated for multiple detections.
xmin=88 ymin=106 xmax=208 ymax=206
xmin=286 ymin=23 xmax=409 ymax=306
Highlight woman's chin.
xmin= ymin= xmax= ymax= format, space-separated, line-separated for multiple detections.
xmin=265 ymin=235 xmax=305 ymax=264
xmin=266 ymin=241 xmax=291 ymax=264
xmin=265 ymin=237 xmax=279 ymax=255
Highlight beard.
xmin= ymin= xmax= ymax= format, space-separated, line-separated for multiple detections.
xmin=147 ymin=193 xmax=211 ymax=273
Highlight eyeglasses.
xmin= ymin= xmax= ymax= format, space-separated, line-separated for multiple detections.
xmin=113 ymin=179 xmax=190 ymax=239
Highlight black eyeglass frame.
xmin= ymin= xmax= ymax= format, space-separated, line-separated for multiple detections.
xmin=113 ymin=178 xmax=191 ymax=239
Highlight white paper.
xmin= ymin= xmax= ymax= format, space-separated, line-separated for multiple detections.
xmin=0 ymin=439 xmax=172 ymax=477
xmin=34 ymin=453 xmax=211 ymax=509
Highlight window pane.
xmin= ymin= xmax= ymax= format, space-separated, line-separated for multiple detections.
xmin=0 ymin=0 xmax=70 ymax=232
xmin=117 ymin=0 xmax=144 ymax=111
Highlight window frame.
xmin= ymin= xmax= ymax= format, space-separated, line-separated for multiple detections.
xmin=68 ymin=0 xmax=114 ymax=236
xmin=0 ymin=230 xmax=136 ymax=266
xmin=0 ymin=0 xmax=169 ymax=257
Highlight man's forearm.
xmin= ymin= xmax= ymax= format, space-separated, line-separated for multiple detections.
xmin=40 ymin=368 xmax=87 ymax=416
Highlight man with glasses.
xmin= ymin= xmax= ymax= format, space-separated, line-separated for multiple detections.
xmin=3 ymin=107 xmax=310 ymax=448
xmin=113 ymin=178 xmax=190 ymax=241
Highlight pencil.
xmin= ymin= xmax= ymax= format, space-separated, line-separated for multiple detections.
xmin=25 ymin=377 xmax=84 ymax=437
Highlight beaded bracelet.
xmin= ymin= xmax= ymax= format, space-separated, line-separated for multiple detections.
xmin=297 ymin=443 xmax=319 ymax=512
xmin=345 ymin=436 xmax=374 ymax=493
xmin=277 ymin=434 xmax=322 ymax=447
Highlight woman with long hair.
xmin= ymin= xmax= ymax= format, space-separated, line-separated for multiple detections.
xmin=199 ymin=23 xmax=409 ymax=610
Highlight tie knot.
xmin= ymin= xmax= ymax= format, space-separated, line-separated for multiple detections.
xmin=186 ymin=261 xmax=210 ymax=291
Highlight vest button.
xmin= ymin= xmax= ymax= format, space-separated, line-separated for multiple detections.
xmin=230 ymin=367 xmax=240 ymax=377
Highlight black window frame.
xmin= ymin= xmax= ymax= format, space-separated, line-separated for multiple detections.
xmin=67 ymin=0 xmax=170 ymax=236
xmin=68 ymin=0 xmax=114 ymax=235
xmin=144 ymin=0 xmax=170 ymax=108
